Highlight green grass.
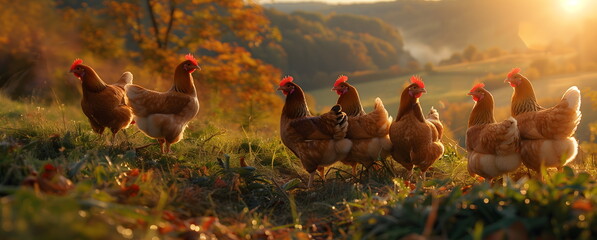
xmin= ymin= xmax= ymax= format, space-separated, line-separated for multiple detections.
xmin=1 ymin=93 xmax=596 ymax=239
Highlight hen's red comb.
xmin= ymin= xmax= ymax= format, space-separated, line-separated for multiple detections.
xmin=410 ymin=75 xmax=425 ymax=88
xmin=470 ymin=82 xmax=485 ymax=92
xmin=185 ymin=53 xmax=198 ymax=66
xmin=334 ymin=75 xmax=348 ymax=87
xmin=507 ymin=68 xmax=521 ymax=78
xmin=280 ymin=76 xmax=294 ymax=86
xmin=70 ymin=59 xmax=83 ymax=71
xmin=44 ymin=163 xmax=56 ymax=171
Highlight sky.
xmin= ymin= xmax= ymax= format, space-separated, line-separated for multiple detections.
xmin=257 ymin=0 xmax=394 ymax=4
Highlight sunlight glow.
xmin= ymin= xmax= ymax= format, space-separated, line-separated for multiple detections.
xmin=257 ymin=0 xmax=394 ymax=4
xmin=562 ymin=0 xmax=583 ymax=13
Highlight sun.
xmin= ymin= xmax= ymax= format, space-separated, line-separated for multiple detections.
xmin=561 ymin=0 xmax=583 ymax=13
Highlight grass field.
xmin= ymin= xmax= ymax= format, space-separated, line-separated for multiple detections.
xmin=1 ymin=57 xmax=597 ymax=238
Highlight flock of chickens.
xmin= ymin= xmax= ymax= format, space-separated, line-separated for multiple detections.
xmin=70 ymin=54 xmax=200 ymax=154
xmin=69 ymin=55 xmax=582 ymax=188
xmin=278 ymin=68 xmax=581 ymax=187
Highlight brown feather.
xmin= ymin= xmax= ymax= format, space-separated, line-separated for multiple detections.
xmin=336 ymin=83 xmax=366 ymax=117
xmin=390 ymin=84 xmax=443 ymax=172
xmin=510 ymin=75 xmax=544 ymax=116
xmin=279 ymin=80 xmax=352 ymax=184
xmin=78 ymin=66 xmax=133 ymax=135
xmin=468 ymin=88 xmax=496 ymax=128
xmin=125 ymin=86 xmax=192 ymax=117
xmin=334 ymin=82 xmax=393 ymax=171
xmin=508 ymin=74 xmax=581 ymax=139
xmin=466 ymin=86 xmax=521 ymax=179
xmin=396 ymin=83 xmax=425 ymax=122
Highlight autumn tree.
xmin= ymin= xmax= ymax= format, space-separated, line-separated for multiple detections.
xmin=0 ymin=0 xmax=90 ymax=102
xmin=65 ymin=0 xmax=283 ymax=128
xmin=255 ymin=9 xmax=414 ymax=90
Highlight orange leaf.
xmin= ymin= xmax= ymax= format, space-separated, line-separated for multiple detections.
xmin=128 ymin=169 xmax=140 ymax=177
xmin=163 ymin=211 xmax=176 ymax=221
xmin=121 ymin=184 xmax=140 ymax=197
xmin=572 ymin=199 xmax=593 ymax=211
xmin=201 ymin=217 xmax=217 ymax=230
xmin=158 ymin=223 xmax=175 ymax=234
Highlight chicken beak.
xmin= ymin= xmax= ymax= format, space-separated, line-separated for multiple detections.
xmin=331 ymin=86 xmax=340 ymax=91
xmin=194 ymin=65 xmax=201 ymax=71
xmin=420 ymin=88 xmax=427 ymax=94
xmin=467 ymin=92 xmax=474 ymax=96
xmin=504 ymin=78 xmax=510 ymax=83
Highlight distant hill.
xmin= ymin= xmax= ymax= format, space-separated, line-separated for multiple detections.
xmin=264 ymin=0 xmax=585 ymax=64
xmin=251 ymin=9 xmax=417 ymax=90
xmin=262 ymin=2 xmax=329 ymax=12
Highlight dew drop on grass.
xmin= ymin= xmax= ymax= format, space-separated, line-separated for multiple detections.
xmin=78 ymin=210 xmax=87 ymax=217
xmin=190 ymin=224 xmax=201 ymax=232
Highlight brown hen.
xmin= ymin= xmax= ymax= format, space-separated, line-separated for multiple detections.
xmin=125 ymin=54 xmax=200 ymax=154
xmin=332 ymin=76 xmax=392 ymax=174
xmin=279 ymin=76 xmax=352 ymax=188
xmin=69 ymin=59 xmax=134 ymax=143
xmin=466 ymin=83 xmax=521 ymax=180
xmin=504 ymin=68 xmax=581 ymax=177
xmin=389 ymin=76 xmax=444 ymax=179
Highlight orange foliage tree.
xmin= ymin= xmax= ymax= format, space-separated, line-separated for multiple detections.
xmin=0 ymin=0 xmax=81 ymax=101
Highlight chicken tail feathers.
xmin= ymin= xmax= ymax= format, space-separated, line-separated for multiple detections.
xmin=331 ymin=104 xmax=348 ymax=140
xmin=503 ymin=117 xmax=519 ymax=140
xmin=426 ymin=106 xmax=443 ymax=139
xmin=497 ymin=117 xmax=520 ymax=153
xmin=427 ymin=106 xmax=440 ymax=121
xmin=373 ymin=97 xmax=384 ymax=110
xmin=561 ymin=86 xmax=581 ymax=111
xmin=372 ymin=97 xmax=392 ymax=133
xmin=114 ymin=72 xmax=133 ymax=88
